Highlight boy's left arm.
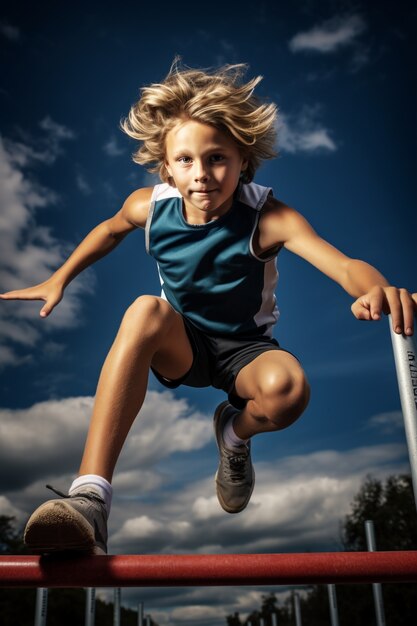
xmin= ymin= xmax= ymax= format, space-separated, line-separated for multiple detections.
xmin=259 ymin=201 xmax=417 ymax=335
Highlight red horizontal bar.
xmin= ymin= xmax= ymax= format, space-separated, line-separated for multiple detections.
xmin=0 ymin=552 xmax=416 ymax=588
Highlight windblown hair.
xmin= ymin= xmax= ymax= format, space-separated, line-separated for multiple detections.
xmin=119 ymin=57 xmax=278 ymax=184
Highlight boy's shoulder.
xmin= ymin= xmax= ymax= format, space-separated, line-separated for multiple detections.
xmin=119 ymin=186 xmax=155 ymax=229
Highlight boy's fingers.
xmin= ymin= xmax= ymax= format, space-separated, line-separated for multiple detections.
xmin=368 ymin=287 xmax=384 ymax=320
xmin=0 ymin=288 xmax=43 ymax=300
xmin=40 ymin=302 xmax=50 ymax=317
xmin=399 ymin=289 xmax=415 ymax=335
xmin=382 ymin=288 xmax=400 ymax=330
xmin=351 ymin=298 xmax=372 ymax=320
xmin=40 ymin=296 xmax=60 ymax=318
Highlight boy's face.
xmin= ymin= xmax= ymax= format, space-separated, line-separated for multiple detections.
xmin=165 ymin=119 xmax=247 ymax=224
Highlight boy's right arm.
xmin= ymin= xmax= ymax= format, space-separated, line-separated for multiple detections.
xmin=0 ymin=187 xmax=153 ymax=317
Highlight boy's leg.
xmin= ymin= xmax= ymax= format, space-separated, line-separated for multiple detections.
xmin=233 ymin=350 xmax=310 ymax=437
xmin=24 ymin=295 xmax=194 ymax=553
xmin=214 ymin=350 xmax=310 ymax=514
xmin=78 ymin=295 xmax=194 ymax=481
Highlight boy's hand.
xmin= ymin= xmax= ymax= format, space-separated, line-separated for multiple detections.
xmin=351 ymin=285 xmax=417 ymax=335
xmin=0 ymin=278 xmax=64 ymax=318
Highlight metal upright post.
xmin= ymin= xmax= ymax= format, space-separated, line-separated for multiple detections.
xmin=113 ymin=588 xmax=121 ymax=626
xmin=271 ymin=613 xmax=278 ymax=626
xmin=293 ymin=592 xmax=302 ymax=626
xmin=327 ymin=584 xmax=340 ymax=626
xmin=145 ymin=615 xmax=151 ymax=626
xmin=365 ymin=520 xmax=386 ymax=626
xmin=389 ymin=314 xmax=417 ymax=511
xmin=34 ymin=588 xmax=48 ymax=626
xmin=260 ymin=618 xmax=265 ymax=626
xmin=85 ymin=587 xmax=96 ymax=626
xmin=137 ymin=601 xmax=144 ymax=626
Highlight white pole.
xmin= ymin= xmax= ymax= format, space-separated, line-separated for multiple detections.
xmin=113 ymin=588 xmax=121 ymax=626
xmin=137 ymin=601 xmax=144 ymax=626
xmin=34 ymin=588 xmax=48 ymax=626
xmin=85 ymin=588 xmax=96 ymax=626
xmin=260 ymin=618 xmax=265 ymax=626
xmin=272 ymin=613 xmax=278 ymax=626
xmin=365 ymin=520 xmax=386 ymax=626
xmin=327 ymin=584 xmax=340 ymax=626
xmin=145 ymin=615 xmax=151 ymax=626
xmin=389 ymin=314 xmax=417 ymax=510
xmin=293 ymin=592 xmax=302 ymax=626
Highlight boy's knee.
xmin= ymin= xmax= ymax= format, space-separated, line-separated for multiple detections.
xmin=258 ymin=367 xmax=310 ymax=428
xmin=122 ymin=295 xmax=175 ymax=334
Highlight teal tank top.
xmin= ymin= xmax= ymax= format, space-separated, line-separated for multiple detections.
xmin=145 ymin=181 xmax=280 ymax=337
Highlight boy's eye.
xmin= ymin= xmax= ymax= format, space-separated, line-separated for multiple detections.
xmin=176 ymin=154 xmax=225 ymax=165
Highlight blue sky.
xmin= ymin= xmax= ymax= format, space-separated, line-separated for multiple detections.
xmin=0 ymin=1 xmax=416 ymax=624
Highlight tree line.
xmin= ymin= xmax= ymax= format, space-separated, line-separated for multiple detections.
xmin=226 ymin=474 xmax=417 ymax=626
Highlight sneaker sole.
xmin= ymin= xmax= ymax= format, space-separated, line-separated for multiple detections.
xmin=213 ymin=401 xmax=255 ymax=514
xmin=24 ymin=500 xmax=100 ymax=554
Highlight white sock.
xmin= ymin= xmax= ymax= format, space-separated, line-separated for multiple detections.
xmin=223 ymin=415 xmax=250 ymax=450
xmin=69 ymin=474 xmax=113 ymax=515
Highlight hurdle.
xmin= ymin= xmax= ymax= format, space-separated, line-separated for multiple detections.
xmin=0 ymin=551 xmax=416 ymax=588
xmin=0 ymin=319 xmax=415 ymax=592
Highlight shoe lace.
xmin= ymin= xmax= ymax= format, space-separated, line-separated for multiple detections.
xmin=46 ymin=484 xmax=105 ymax=505
xmin=225 ymin=451 xmax=249 ymax=483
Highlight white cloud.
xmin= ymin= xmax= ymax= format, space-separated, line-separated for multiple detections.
xmin=0 ymin=390 xmax=408 ymax=626
xmin=107 ymin=442 xmax=407 ymax=625
xmin=0 ymin=390 xmax=212 ymax=496
xmin=367 ymin=410 xmax=404 ymax=434
xmin=5 ymin=116 xmax=76 ymax=167
xmin=171 ymin=605 xmax=220 ymax=623
xmin=0 ymin=127 xmax=95 ymax=366
xmin=289 ymin=14 xmax=366 ymax=54
xmin=109 ymin=442 xmax=408 ymax=555
xmin=103 ymin=135 xmax=125 ymax=157
xmin=117 ymin=390 xmax=212 ymax=470
xmin=0 ymin=495 xmax=25 ymax=520
xmin=277 ymin=107 xmax=337 ymax=154
xmin=75 ymin=172 xmax=92 ymax=195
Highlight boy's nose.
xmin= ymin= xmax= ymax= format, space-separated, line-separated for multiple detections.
xmin=194 ymin=161 xmax=209 ymax=181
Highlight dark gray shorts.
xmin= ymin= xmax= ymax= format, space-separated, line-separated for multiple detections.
xmin=151 ymin=316 xmax=298 ymax=409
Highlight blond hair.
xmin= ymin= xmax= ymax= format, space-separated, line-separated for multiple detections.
xmin=119 ymin=57 xmax=278 ymax=184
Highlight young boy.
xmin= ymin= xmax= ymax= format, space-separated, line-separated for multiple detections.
xmin=1 ymin=60 xmax=415 ymax=555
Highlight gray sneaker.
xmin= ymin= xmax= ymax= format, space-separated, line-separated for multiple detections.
xmin=24 ymin=485 xmax=108 ymax=555
xmin=213 ymin=401 xmax=255 ymax=514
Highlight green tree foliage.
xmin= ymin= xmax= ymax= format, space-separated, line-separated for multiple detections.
xmin=227 ymin=592 xmax=292 ymax=625
xmin=225 ymin=474 xmax=417 ymax=626
xmin=227 ymin=611 xmax=243 ymax=625
xmin=0 ymin=515 xmax=26 ymax=554
xmin=342 ymin=473 xmax=417 ymax=551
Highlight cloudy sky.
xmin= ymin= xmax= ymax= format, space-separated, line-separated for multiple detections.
xmin=0 ymin=1 xmax=416 ymax=624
